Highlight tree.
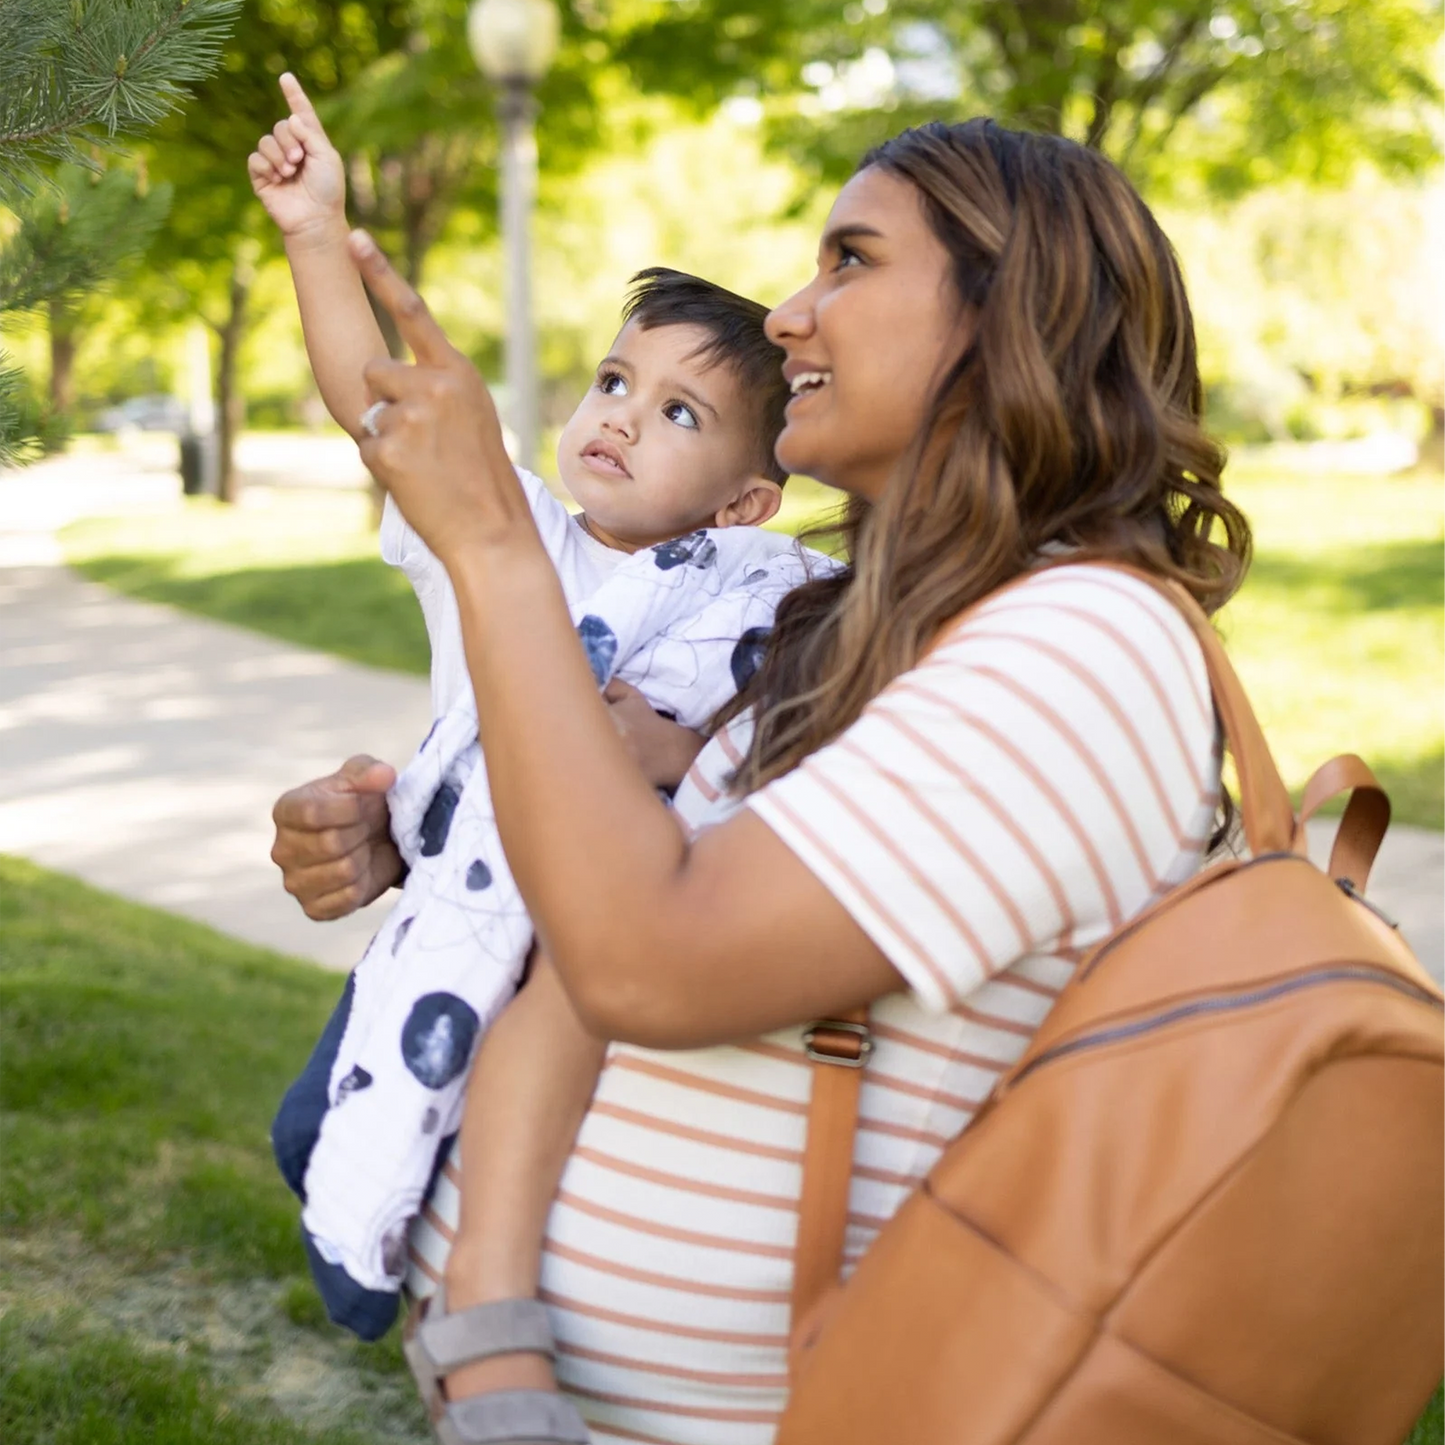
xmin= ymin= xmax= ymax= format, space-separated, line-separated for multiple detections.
xmin=0 ymin=0 xmax=238 ymax=462
xmin=137 ymin=0 xmax=618 ymax=498
xmin=608 ymin=0 xmax=1441 ymax=195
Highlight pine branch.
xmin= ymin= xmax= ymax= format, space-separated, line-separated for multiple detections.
xmin=0 ymin=357 xmax=35 ymax=467
xmin=0 ymin=164 xmax=173 ymax=314
xmin=0 ymin=0 xmax=240 ymax=200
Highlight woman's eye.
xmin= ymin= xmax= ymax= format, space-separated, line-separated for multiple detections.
xmin=835 ymin=244 xmax=863 ymax=271
xmin=664 ymin=402 xmax=699 ymax=430
xmin=599 ymin=371 xmax=628 ymax=396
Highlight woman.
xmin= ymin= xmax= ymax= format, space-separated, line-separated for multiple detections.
xmin=273 ymin=119 xmax=1248 ymax=1442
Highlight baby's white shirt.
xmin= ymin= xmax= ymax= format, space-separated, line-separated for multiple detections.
xmin=380 ymin=470 xmax=625 ymax=717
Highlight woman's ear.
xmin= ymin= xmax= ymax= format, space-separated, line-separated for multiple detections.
xmin=715 ymin=477 xmax=784 ymax=530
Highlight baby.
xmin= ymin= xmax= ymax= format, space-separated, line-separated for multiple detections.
xmin=249 ymin=75 xmax=819 ymax=1441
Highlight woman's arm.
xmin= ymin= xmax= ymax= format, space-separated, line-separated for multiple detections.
xmin=446 ymin=545 xmax=902 ymax=1047
xmin=351 ymin=237 xmax=903 ymax=1049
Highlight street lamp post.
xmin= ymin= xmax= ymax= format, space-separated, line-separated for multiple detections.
xmin=467 ymin=0 xmax=560 ymax=475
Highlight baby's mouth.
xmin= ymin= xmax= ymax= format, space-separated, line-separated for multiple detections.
xmin=582 ymin=441 xmax=631 ymax=477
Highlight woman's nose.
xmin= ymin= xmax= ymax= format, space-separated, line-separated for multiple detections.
xmin=766 ymin=281 xmax=817 ymax=347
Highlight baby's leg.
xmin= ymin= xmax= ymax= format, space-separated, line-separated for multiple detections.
xmin=441 ymin=948 xmax=605 ymax=1401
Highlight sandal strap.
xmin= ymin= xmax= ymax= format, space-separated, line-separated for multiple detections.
xmin=439 ymin=1388 xmax=591 ymax=1445
xmin=415 ymin=1291 xmax=558 ymax=1377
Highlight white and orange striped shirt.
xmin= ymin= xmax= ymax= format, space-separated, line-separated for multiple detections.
xmin=410 ymin=564 xmax=1220 ymax=1444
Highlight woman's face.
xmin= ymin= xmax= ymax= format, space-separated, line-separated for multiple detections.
xmin=765 ymin=166 xmax=964 ymax=501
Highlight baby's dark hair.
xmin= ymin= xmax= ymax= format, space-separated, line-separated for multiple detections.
xmin=622 ymin=266 xmax=789 ymax=485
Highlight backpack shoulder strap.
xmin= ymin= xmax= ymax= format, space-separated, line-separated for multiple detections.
xmin=1106 ymin=566 xmax=1295 ymax=857
xmin=791 ymin=1012 xmax=870 ymax=1348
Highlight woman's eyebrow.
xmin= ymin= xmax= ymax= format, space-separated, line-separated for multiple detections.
xmin=821 ymin=221 xmax=885 ymax=251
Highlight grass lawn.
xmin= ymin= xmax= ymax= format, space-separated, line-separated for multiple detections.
xmin=2 ymin=854 xmax=1440 ymax=1442
xmin=0 ymin=855 xmax=431 ymax=1445
xmin=61 ymin=455 xmax=1443 ymax=828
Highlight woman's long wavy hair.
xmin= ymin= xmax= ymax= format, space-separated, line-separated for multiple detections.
xmin=719 ymin=119 xmax=1251 ymax=794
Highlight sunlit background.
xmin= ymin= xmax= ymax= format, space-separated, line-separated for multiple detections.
xmin=1 ymin=3 xmax=1442 ymax=1440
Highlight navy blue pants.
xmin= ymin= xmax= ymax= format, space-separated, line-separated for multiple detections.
xmin=272 ymin=973 xmax=402 ymax=1341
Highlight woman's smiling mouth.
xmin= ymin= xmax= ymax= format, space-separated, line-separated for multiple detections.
xmin=783 ymin=363 xmax=832 ymax=412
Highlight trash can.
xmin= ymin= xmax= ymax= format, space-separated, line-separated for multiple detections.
xmin=179 ymin=431 xmax=219 ymax=496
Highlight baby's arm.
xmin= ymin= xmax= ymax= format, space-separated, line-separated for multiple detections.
xmin=247 ymin=74 xmax=387 ymax=440
xmin=441 ymin=952 xmax=605 ymax=1397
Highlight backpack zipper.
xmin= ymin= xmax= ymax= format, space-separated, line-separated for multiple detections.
xmin=1336 ymin=876 xmax=1400 ymax=929
xmin=1010 ymin=964 xmax=1442 ymax=1091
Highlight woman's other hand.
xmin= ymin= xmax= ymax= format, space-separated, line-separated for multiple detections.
xmin=603 ymin=679 xmax=708 ymax=790
xmin=270 ymin=755 xmax=403 ymax=920
xmin=348 ymin=231 xmax=531 ymax=563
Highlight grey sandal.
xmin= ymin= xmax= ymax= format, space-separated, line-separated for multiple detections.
xmin=404 ymin=1289 xmax=590 ymax=1445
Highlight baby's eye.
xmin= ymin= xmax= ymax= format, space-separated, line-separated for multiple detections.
xmin=663 ymin=401 xmax=699 ymax=430
xmin=598 ymin=370 xmax=628 ymax=396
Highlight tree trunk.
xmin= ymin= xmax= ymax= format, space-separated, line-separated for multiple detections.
xmin=48 ymin=299 xmax=78 ymax=418
xmin=1422 ymin=406 xmax=1444 ymax=473
xmin=214 ymin=255 xmax=254 ymax=505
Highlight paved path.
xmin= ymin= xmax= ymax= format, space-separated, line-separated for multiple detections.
xmin=0 ymin=563 xmax=431 ymax=971
xmin=1 ymin=450 xmax=1440 ymax=979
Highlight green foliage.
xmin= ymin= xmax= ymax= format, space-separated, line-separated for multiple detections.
xmin=0 ymin=0 xmax=237 ymax=460
xmin=0 ymin=0 xmax=239 ymax=196
xmin=1 ymin=163 xmax=172 ymax=314
xmin=1170 ymin=178 xmax=1442 ymax=444
xmin=606 ymin=0 xmax=1441 ymax=193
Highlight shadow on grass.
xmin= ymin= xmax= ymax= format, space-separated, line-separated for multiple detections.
xmin=1245 ymin=538 xmax=1443 ymax=615
xmin=0 ymin=856 xmax=426 ymax=1442
xmin=0 ymin=1310 xmax=375 ymax=1445
xmin=73 ymin=554 xmax=430 ymax=677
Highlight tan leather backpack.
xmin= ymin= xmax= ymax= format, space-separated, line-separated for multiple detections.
xmin=779 ymin=569 xmax=1444 ymax=1445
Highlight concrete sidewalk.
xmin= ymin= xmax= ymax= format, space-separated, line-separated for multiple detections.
xmin=0 ymin=563 xmax=431 ymax=971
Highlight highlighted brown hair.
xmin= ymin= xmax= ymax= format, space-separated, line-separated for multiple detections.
xmin=721 ymin=119 xmax=1250 ymax=792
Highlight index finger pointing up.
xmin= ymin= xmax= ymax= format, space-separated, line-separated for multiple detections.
xmin=279 ymin=71 xmax=319 ymax=123
xmin=348 ymin=229 xmax=454 ymax=368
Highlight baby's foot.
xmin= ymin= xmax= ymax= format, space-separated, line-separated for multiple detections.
xmin=443 ymin=1342 xmax=558 ymax=1402
xmin=404 ymin=1285 xmax=587 ymax=1444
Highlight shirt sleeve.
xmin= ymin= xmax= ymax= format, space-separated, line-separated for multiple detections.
xmin=745 ymin=567 xmax=1220 ymax=1013
xmin=382 ymin=470 xmax=569 ymax=569
xmin=514 ymin=466 xmax=576 ymax=560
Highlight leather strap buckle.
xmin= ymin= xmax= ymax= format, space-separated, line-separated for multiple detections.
xmin=802 ymin=1019 xmax=874 ymax=1068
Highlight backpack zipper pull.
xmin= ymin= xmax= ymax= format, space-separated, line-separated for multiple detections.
xmin=1337 ymin=877 xmax=1399 ymax=930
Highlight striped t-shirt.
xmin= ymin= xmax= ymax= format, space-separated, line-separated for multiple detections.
xmin=409 ymin=564 xmax=1220 ymax=1444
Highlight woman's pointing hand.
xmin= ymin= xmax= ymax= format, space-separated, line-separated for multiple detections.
xmin=349 ymin=230 xmax=533 ymax=563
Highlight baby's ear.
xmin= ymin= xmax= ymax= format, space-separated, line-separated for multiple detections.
xmin=716 ymin=477 xmax=783 ymax=530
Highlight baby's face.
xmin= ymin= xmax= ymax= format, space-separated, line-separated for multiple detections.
xmin=557 ymin=320 xmax=766 ymax=549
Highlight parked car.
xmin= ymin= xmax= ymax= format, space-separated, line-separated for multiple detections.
xmin=94 ymin=395 xmax=189 ymax=434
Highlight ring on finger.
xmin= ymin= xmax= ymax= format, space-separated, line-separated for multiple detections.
xmin=359 ymin=400 xmax=389 ymax=438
